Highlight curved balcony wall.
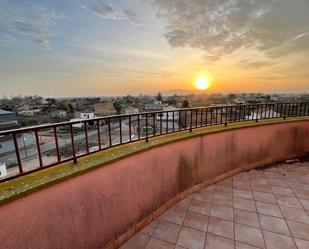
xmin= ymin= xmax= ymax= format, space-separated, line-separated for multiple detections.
xmin=0 ymin=120 xmax=308 ymax=249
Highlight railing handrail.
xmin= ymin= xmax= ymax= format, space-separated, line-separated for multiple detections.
xmin=0 ymin=102 xmax=308 ymax=183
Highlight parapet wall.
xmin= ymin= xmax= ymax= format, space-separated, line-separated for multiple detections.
xmin=0 ymin=120 xmax=308 ymax=249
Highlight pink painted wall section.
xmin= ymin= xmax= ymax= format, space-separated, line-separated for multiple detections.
xmin=0 ymin=121 xmax=308 ymax=249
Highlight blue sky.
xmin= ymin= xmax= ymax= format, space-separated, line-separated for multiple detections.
xmin=1 ymin=0 xmax=309 ymax=96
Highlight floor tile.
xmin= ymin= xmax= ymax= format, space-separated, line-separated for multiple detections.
xmin=192 ymin=191 xmax=213 ymax=203
xmin=263 ymin=231 xmax=296 ymax=249
xmin=253 ymin=192 xmax=277 ymax=204
xmin=141 ymin=220 xmax=159 ymax=236
xmin=203 ymin=185 xmax=214 ymax=193
xmin=234 ymin=209 xmax=260 ymax=228
xmin=145 ymin=237 xmax=174 ymax=249
xmin=299 ymin=199 xmax=309 ymax=211
xmin=271 ymin=187 xmax=294 ymax=197
xmin=251 ymin=185 xmax=273 ymax=194
xmin=269 ymin=179 xmax=289 ymax=187
xmin=120 ymin=233 xmax=150 ymax=249
xmin=234 ymin=182 xmax=252 ymax=191
xmin=208 ymin=217 xmax=234 ymax=240
xmin=176 ymin=227 xmax=206 ymax=249
xmin=275 ymin=195 xmax=303 ymax=209
xmin=234 ymin=198 xmax=256 ymax=212
xmin=236 ymin=241 xmax=260 ymax=249
xmin=286 ymin=220 xmax=309 ymax=240
xmin=294 ymin=189 xmax=309 ymax=200
xmin=235 ymin=224 xmax=265 ymax=248
xmin=234 ymin=189 xmax=254 ymax=200
xmin=259 ymin=214 xmax=290 ymax=235
xmin=172 ymin=198 xmax=191 ymax=211
xmin=255 ymin=201 xmax=283 ymax=218
xmin=212 ymin=194 xmax=233 ymax=207
xmin=205 ymin=233 xmax=234 ymax=249
xmin=183 ymin=211 xmax=209 ymax=232
xmin=210 ymin=205 xmax=233 ymax=221
xmin=280 ymin=206 xmax=309 ymax=224
xmin=294 ymin=238 xmax=309 ymax=249
xmin=189 ymin=199 xmax=211 ymax=216
xmin=159 ymin=208 xmax=186 ymax=225
xmin=152 ymin=221 xmax=181 ymax=243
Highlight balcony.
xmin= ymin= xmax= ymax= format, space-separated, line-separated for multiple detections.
xmin=0 ymin=103 xmax=309 ymax=249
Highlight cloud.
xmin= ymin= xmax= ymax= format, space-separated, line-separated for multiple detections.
xmin=9 ymin=21 xmax=50 ymax=36
xmin=33 ymin=39 xmax=50 ymax=49
xmin=0 ymin=34 xmax=17 ymax=47
xmin=238 ymin=59 xmax=273 ymax=70
xmin=0 ymin=0 xmax=64 ymax=49
xmin=152 ymin=0 xmax=309 ymax=61
xmin=79 ymin=0 xmax=141 ymax=25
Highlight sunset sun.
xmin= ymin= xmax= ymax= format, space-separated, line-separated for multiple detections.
xmin=195 ymin=77 xmax=210 ymax=90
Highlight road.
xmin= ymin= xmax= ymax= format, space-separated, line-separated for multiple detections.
xmin=0 ymin=122 xmax=134 ymax=167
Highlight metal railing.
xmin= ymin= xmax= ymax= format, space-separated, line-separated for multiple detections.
xmin=0 ymin=102 xmax=308 ymax=182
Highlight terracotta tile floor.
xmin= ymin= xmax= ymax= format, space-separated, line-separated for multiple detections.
xmin=121 ymin=161 xmax=309 ymax=249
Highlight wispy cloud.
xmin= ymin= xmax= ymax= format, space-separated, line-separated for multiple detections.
xmin=33 ymin=39 xmax=50 ymax=49
xmin=79 ymin=0 xmax=142 ymax=26
xmin=0 ymin=34 xmax=17 ymax=47
xmin=238 ymin=59 xmax=273 ymax=70
xmin=0 ymin=0 xmax=64 ymax=48
xmin=9 ymin=21 xmax=51 ymax=36
xmin=152 ymin=0 xmax=309 ymax=61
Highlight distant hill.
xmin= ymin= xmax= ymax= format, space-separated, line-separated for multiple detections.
xmin=159 ymin=89 xmax=202 ymax=96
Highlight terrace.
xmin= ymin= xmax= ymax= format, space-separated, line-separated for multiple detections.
xmin=0 ymin=103 xmax=309 ymax=249
xmin=121 ymin=160 xmax=309 ymax=249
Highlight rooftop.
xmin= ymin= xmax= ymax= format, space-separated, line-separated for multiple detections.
xmin=121 ymin=160 xmax=309 ymax=249
xmin=0 ymin=109 xmax=14 ymax=115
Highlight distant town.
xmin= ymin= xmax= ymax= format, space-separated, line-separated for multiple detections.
xmin=0 ymin=92 xmax=309 ymax=131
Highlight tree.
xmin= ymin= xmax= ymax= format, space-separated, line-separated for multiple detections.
xmin=58 ymin=102 xmax=70 ymax=112
xmin=182 ymin=99 xmax=190 ymax=108
xmin=113 ymin=101 xmax=123 ymax=114
xmin=228 ymin=93 xmax=236 ymax=100
xmin=168 ymin=98 xmax=177 ymax=106
xmin=156 ymin=92 xmax=163 ymax=102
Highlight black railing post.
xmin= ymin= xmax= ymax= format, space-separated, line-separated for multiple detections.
xmin=224 ymin=106 xmax=228 ymax=126
xmin=137 ymin=115 xmax=141 ymax=140
xmin=129 ymin=116 xmax=132 ymax=142
xmin=166 ymin=111 xmax=169 ymax=133
xmin=35 ymin=129 xmax=43 ymax=168
xmin=160 ymin=112 xmax=163 ymax=134
xmin=172 ymin=111 xmax=175 ymax=131
xmin=145 ymin=114 xmax=149 ymax=142
xmin=184 ymin=110 xmax=187 ymax=130
xmin=97 ymin=120 xmax=102 ymax=150
xmin=190 ymin=110 xmax=193 ymax=132
xmin=70 ymin=124 xmax=77 ymax=164
xmin=108 ymin=118 xmax=112 ymax=147
xmin=54 ymin=126 xmax=61 ymax=162
xmin=153 ymin=113 xmax=156 ymax=136
xmin=12 ymin=133 xmax=23 ymax=174
xmin=84 ymin=122 xmax=89 ymax=154
xmin=119 ymin=116 xmax=122 ymax=144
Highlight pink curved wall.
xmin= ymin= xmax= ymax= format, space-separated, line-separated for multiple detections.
xmin=0 ymin=121 xmax=308 ymax=249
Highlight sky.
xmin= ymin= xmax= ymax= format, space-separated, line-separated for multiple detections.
xmin=0 ymin=0 xmax=309 ymax=97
